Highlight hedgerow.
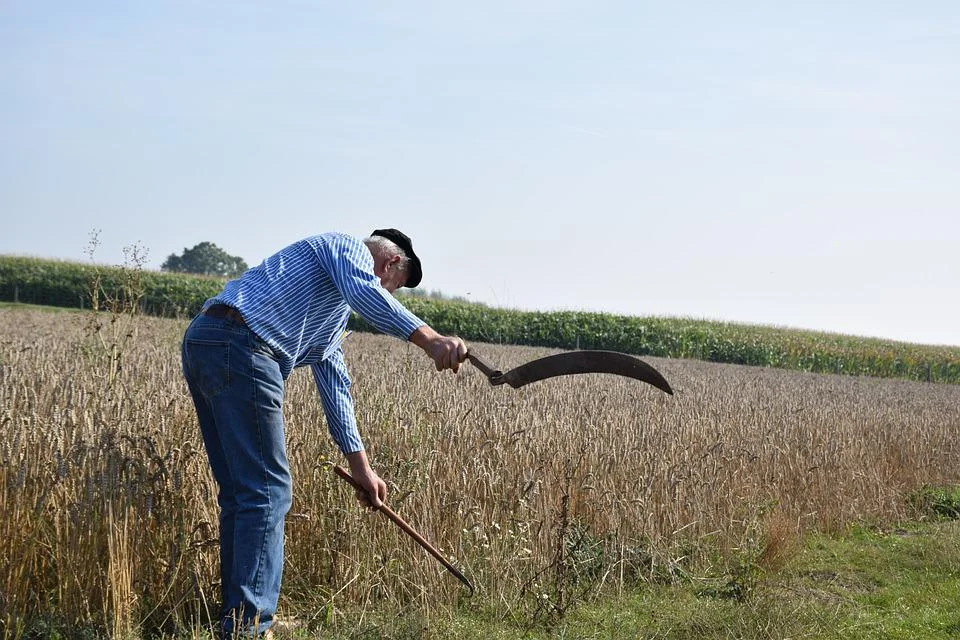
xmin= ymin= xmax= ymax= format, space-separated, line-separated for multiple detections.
xmin=2 ymin=255 xmax=958 ymax=384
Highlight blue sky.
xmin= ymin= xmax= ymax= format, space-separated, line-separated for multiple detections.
xmin=2 ymin=2 xmax=958 ymax=345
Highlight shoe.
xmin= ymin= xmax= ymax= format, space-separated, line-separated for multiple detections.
xmin=218 ymin=616 xmax=301 ymax=639
xmin=265 ymin=617 xmax=302 ymax=639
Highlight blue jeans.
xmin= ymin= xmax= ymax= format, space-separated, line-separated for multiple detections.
xmin=181 ymin=313 xmax=291 ymax=637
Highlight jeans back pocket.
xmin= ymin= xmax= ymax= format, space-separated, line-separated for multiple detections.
xmin=184 ymin=339 xmax=230 ymax=398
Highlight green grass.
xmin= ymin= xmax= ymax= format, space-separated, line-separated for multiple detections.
xmin=302 ymin=520 xmax=960 ymax=640
xmin=23 ymin=520 xmax=960 ymax=639
xmin=790 ymin=522 xmax=960 ymax=639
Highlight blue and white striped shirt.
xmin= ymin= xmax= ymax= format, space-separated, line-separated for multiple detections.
xmin=206 ymin=232 xmax=426 ymax=453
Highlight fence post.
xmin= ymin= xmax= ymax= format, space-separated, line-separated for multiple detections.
xmin=13 ymin=284 xmax=18 ymax=304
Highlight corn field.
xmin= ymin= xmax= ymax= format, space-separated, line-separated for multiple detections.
xmin=2 ymin=308 xmax=960 ymax=638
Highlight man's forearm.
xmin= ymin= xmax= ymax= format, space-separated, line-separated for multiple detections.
xmin=409 ymin=325 xmax=440 ymax=348
xmin=409 ymin=325 xmax=467 ymax=372
xmin=345 ymin=449 xmax=372 ymax=474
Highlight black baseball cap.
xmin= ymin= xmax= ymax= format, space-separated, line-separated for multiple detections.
xmin=371 ymin=228 xmax=422 ymax=288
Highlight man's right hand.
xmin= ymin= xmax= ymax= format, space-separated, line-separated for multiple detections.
xmin=410 ymin=326 xmax=468 ymax=372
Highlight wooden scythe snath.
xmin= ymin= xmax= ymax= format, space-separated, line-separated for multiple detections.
xmin=333 ymin=465 xmax=475 ymax=596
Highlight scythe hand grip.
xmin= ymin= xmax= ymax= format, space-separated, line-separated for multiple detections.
xmin=466 ymin=352 xmax=505 ymax=384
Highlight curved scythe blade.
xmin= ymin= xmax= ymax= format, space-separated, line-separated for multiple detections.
xmin=500 ymin=350 xmax=673 ymax=394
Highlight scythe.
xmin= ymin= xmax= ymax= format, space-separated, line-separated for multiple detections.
xmin=467 ymin=349 xmax=673 ymax=394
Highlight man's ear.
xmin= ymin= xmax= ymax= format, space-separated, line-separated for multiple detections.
xmin=388 ymin=254 xmax=402 ymax=269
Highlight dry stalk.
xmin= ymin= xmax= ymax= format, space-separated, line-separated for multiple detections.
xmin=1 ymin=309 xmax=959 ymax=636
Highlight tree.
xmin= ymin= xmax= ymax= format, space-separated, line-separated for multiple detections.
xmin=161 ymin=242 xmax=248 ymax=277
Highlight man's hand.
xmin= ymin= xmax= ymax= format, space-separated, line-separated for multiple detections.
xmin=409 ymin=326 xmax=468 ymax=372
xmin=345 ymin=450 xmax=387 ymax=509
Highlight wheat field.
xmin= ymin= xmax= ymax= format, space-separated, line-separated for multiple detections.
xmin=2 ymin=308 xmax=960 ymax=637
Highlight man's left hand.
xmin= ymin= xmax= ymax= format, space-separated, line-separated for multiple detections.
xmin=345 ymin=451 xmax=387 ymax=509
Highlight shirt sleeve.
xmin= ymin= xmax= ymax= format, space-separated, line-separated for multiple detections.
xmin=318 ymin=234 xmax=426 ymax=340
xmin=311 ymin=349 xmax=365 ymax=454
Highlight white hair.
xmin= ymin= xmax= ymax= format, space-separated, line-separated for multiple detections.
xmin=363 ymin=236 xmax=411 ymax=276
